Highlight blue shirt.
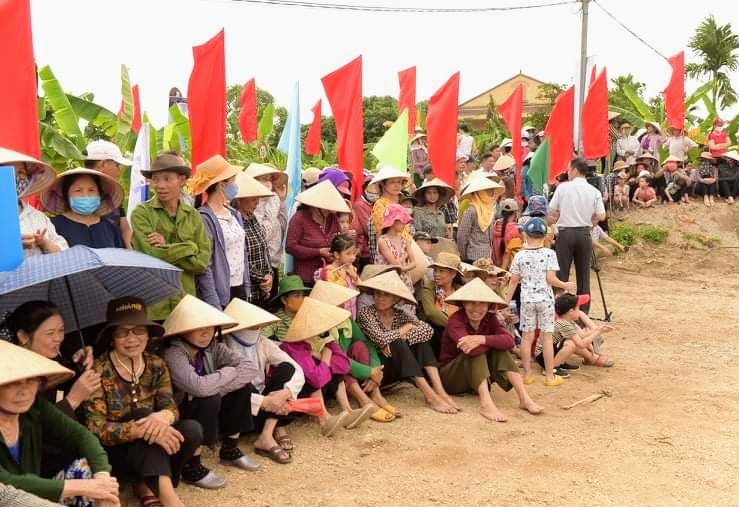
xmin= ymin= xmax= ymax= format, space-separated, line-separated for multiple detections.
xmin=51 ymin=215 xmax=124 ymax=249
xmin=6 ymin=441 xmax=20 ymax=464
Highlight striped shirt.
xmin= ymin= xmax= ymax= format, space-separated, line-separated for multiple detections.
xmin=0 ymin=484 xmax=57 ymax=507
xmin=260 ymin=309 xmax=294 ymax=342
xmin=456 ymin=206 xmax=493 ymax=261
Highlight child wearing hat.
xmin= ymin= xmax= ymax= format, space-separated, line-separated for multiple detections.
xmin=504 ymin=218 xmax=576 ymax=387
xmin=440 ymin=279 xmax=543 ymax=422
xmin=262 ymin=275 xmax=312 ymax=341
xmin=280 ymin=298 xmax=374 ymax=436
xmin=375 ymin=204 xmax=416 ymax=293
xmin=492 ymin=198 xmax=521 ymax=270
xmin=223 ymin=299 xmax=305 ymax=463
xmin=162 ymin=295 xmax=261 ymax=487
xmin=412 ymin=178 xmax=453 ymax=239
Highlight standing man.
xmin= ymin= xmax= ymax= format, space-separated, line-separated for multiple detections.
xmin=131 ymin=152 xmax=212 ymax=320
xmin=548 ymin=158 xmax=606 ymax=311
xmin=84 ymin=140 xmax=134 ymax=248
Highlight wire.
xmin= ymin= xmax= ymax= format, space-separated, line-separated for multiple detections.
xmin=228 ymin=0 xmax=577 ymax=13
xmin=592 ymin=0 xmax=667 ymax=60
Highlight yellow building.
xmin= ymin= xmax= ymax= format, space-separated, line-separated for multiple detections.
xmin=458 ymin=72 xmax=550 ymax=130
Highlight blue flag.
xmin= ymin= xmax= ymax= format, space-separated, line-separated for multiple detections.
xmin=277 ymin=82 xmax=301 ymax=272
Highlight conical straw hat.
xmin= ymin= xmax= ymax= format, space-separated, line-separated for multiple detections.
xmin=359 ymin=264 xmax=400 ymax=281
xmin=40 ymin=168 xmax=124 ymax=216
xmin=310 ymin=280 xmax=359 ymax=307
xmin=722 ymin=150 xmax=739 ymax=163
xmin=413 ymin=177 xmax=453 ymax=205
xmin=0 ymin=340 xmax=74 ymax=389
xmin=189 ymin=154 xmax=241 ymax=195
xmin=357 ymin=270 xmax=417 ymax=305
xmin=283 ymin=297 xmax=351 ymax=343
xmin=234 ymin=171 xmax=274 ymax=199
xmin=223 ymin=298 xmax=280 ymax=334
xmin=244 ymin=162 xmax=288 ymax=187
xmin=636 ymin=152 xmax=659 ymax=162
xmin=444 ymin=278 xmax=506 ymax=306
xmin=0 ymin=147 xmax=56 ymax=198
xmin=492 ymin=155 xmax=516 ymax=172
xmin=295 ymin=180 xmax=350 ymax=213
xmin=429 ymin=251 xmax=463 ymax=276
xmin=162 ymin=295 xmax=238 ymax=337
xmin=368 ymin=165 xmax=410 ymax=186
xmin=461 ymin=174 xmax=504 ymax=198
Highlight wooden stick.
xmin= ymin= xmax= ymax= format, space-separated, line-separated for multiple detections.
xmin=561 ymin=390 xmax=611 ymax=410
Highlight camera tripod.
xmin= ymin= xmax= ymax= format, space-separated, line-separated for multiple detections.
xmin=590 ymin=249 xmax=613 ymax=322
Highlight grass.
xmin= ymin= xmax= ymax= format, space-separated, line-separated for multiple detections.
xmin=610 ymin=223 xmax=670 ymax=247
xmin=682 ymin=232 xmax=722 ymax=249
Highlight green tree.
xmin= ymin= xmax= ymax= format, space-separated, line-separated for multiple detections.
xmin=686 ymin=15 xmax=739 ymax=109
xmin=523 ymin=82 xmax=566 ymax=131
xmin=363 ymin=95 xmax=398 ymax=144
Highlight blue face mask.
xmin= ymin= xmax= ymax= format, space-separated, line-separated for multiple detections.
xmin=69 ymin=196 xmax=101 ymax=215
xmin=223 ymin=182 xmax=239 ymax=201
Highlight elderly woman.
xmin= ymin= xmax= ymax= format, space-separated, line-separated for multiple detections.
xmin=439 ymin=279 xmax=542 ymax=422
xmin=0 ymin=341 xmax=117 ymax=506
xmin=412 ymin=177 xmax=453 ymax=239
xmin=223 ymin=299 xmax=304 ymax=464
xmin=367 ymin=165 xmax=412 ymax=261
xmin=1 ymin=147 xmax=67 ymax=257
xmin=191 ymin=155 xmax=250 ymax=308
xmin=285 ymin=181 xmax=349 ymax=285
xmin=356 ymin=271 xmax=459 ymax=414
xmin=417 ymin=253 xmax=464 ymax=356
xmin=456 ymin=176 xmax=504 ymax=263
xmin=244 ymin=163 xmax=288 ymax=297
xmin=232 ymin=172 xmax=277 ymax=306
xmin=616 ymin=123 xmax=640 ymax=165
xmin=85 ymin=297 xmax=203 ymax=507
xmin=40 ymin=168 xmax=124 ymax=248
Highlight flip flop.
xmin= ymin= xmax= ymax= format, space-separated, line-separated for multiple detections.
xmin=139 ymin=495 xmax=162 ymax=507
xmin=524 ymin=376 xmax=536 ymax=385
xmin=544 ymin=375 xmax=564 ymax=387
xmin=275 ymin=434 xmax=294 ymax=451
xmin=382 ymin=404 xmax=401 ymax=418
xmin=320 ymin=412 xmax=348 ymax=437
xmin=344 ymin=405 xmax=374 ymax=429
xmin=254 ymin=445 xmax=292 ymax=464
xmin=370 ymin=408 xmax=396 ymax=422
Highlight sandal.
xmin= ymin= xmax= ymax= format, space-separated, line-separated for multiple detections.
xmin=254 ymin=445 xmax=292 ymax=464
xmin=370 ymin=407 xmax=396 ymax=422
xmin=139 ymin=495 xmax=163 ymax=507
xmin=275 ymin=434 xmax=294 ymax=451
xmin=382 ymin=404 xmax=401 ymax=418
xmin=544 ymin=375 xmax=564 ymax=387
xmin=523 ymin=376 xmax=536 ymax=385
xmin=585 ymin=354 xmax=614 ymax=367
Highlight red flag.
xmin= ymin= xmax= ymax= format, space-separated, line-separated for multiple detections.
xmin=131 ymin=85 xmax=142 ymax=134
xmin=544 ymin=86 xmax=575 ymax=183
xmin=663 ymin=51 xmax=685 ymax=131
xmin=239 ymin=78 xmax=257 ymax=143
xmin=305 ymin=100 xmax=322 ymax=156
xmin=498 ymin=84 xmax=523 ymax=198
xmin=398 ymin=67 xmax=417 ymax=136
xmin=188 ymin=29 xmax=226 ymax=171
xmin=581 ymin=68 xmax=609 ymax=159
xmin=589 ymin=64 xmax=597 ymax=87
xmin=0 ymin=0 xmax=40 ymax=157
xmin=426 ymin=72 xmax=460 ymax=189
xmin=321 ymin=56 xmax=364 ymax=202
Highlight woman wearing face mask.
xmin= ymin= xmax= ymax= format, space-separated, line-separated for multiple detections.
xmin=41 ymin=168 xmax=124 ymax=249
xmin=1 ymin=148 xmax=68 ymax=257
xmin=192 ymin=155 xmax=251 ymax=309
xmin=351 ymin=171 xmax=377 ymax=270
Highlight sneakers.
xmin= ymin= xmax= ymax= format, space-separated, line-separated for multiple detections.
xmin=540 ymin=367 xmax=571 ymax=378
xmin=559 ymin=362 xmax=580 ymax=370
xmin=182 ymin=462 xmax=226 ymax=489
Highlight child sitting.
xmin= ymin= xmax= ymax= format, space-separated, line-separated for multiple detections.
xmin=591 ymin=224 xmax=626 ymax=257
xmin=535 ymin=294 xmax=615 ymax=371
xmin=613 ymin=172 xmax=630 ymax=210
xmin=315 ymin=234 xmax=360 ymax=319
xmin=632 ymin=177 xmax=657 ymax=208
xmin=504 ymin=218 xmax=576 ymax=387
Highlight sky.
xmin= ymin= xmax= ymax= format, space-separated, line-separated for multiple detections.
xmin=30 ymin=0 xmax=739 ymax=127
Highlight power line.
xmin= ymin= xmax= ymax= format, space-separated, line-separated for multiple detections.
xmin=228 ymin=0 xmax=577 ymax=13
xmin=592 ymin=0 xmax=667 ymax=60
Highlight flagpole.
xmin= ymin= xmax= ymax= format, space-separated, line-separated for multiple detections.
xmin=577 ymin=0 xmax=590 ymax=155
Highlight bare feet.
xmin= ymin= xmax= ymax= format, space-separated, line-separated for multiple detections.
xmin=426 ymin=394 xmax=457 ymax=414
xmin=440 ymin=392 xmax=463 ymax=412
xmin=480 ymin=404 xmax=508 ymax=422
xmin=519 ymin=399 xmax=544 ymax=415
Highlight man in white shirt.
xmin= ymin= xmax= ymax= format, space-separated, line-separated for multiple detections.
xmin=548 ymin=158 xmax=607 ymax=311
xmin=615 ymin=123 xmax=640 ymax=165
xmin=456 ymin=124 xmax=476 ymax=157
xmin=664 ymin=128 xmax=698 ymax=160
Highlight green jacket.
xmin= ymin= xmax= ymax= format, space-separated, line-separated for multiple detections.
xmin=336 ymin=319 xmax=381 ymax=380
xmin=417 ymin=278 xmax=449 ymax=328
xmin=132 ymin=195 xmax=212 ymax=320
xmin=0 ymin=397 xmax=111 ymax=502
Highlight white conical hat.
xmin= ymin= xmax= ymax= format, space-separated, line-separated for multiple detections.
xmin=223 ymin=298 xmax=280 ymax=334
xmin=444 ymin=278 xmax=506 ymax=305
xmin=295 ymin=180 xmax=350 ymax=213
xmin=368 ymin=165 xmax=410 ymax=186
xmin=0 ymin=147 xmax=56 ymax=198
xmin=413 ymin=177 xmax=453 ymax=205
xmin=722 ymin=150 xmax=739 ymax=163
xmin=357 ymin=270 xmax=416 ymax=305
xmin=461 ymin=174 xmax=504 ymax=198
xmin=0 ymin=341 xmax=73 ymax=389
xmin=310 ymin=280 xmax=359 ymax=307
xmin=492 ymin=155 xmax=516 ymax=172
xmin=244 ymin=162 xmax=288 ymax=187
xmin=283 ymin=297 xmax=351 ymax=343
xmin=162 ymin=295 xmax=238 ymax=337
xmin=234 ymin=171 xmax=274 ymax=199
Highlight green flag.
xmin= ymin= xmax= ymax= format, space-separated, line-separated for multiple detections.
xmin=528 ymin=136 xmax=550 ymax=193
xmin=372 ymin=109 xmax=409 ymax=171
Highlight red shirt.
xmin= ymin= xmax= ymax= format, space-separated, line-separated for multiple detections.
xmin=708 ymin=131 xmax=728 ymax=157
xmin=352 ymin=197 xmax=373 ymax=260
xmin=285 ymin=208 xmax=340 ymax=283
xmin=440 ymin=310 xmax=514 ymax=366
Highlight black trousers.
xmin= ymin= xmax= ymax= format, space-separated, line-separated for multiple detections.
xmin=718 ymin=179 xmax=738 ymax=198
xmin=178 ymin=384 xmax=254 ymax=446
xmin=555 ymin=227 xmax=592 ymax=312
xmin=381 ymin=339 xmax=437 ymax=385
xmin=254 ymin=362 xmax=296 ymax=429
xmin=105 ymin=419 xmax=202 ymax=495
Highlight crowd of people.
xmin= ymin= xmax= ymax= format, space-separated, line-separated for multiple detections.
xmin=6 ymin=114 xmax=717 ymax=505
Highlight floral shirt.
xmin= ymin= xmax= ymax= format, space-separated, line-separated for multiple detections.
xmin=357 ymin=305 xmax=433 ymax=347
xmin=509 ymin=247 xmax=560 ymax=304
xmin=84 ymin=352 xmax=179 ymax=447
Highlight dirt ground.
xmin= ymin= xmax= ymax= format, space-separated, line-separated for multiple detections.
xmin=131 ymin=202 xmax=739 ymax=507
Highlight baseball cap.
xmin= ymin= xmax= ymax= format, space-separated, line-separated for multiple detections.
xmin=500 ymin=198 xmax=519 ymax=212
xmin=522 ymin=217 xmax=547 ymax=238
xmin=413 ymin=231 xmax=439 ymax=243
xmin=84 ymin=140 xmax=133 ymax=166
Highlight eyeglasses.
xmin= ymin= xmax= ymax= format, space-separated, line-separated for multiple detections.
xmin=112 ymin=326 xmax=148 ymax=339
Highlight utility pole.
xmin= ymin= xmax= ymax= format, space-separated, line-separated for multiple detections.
xmin=576 ymin=0 xmax=590 ymax=155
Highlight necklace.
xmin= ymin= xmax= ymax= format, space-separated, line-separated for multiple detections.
xmin=111 ymin=352 xmax=144 ymax=404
